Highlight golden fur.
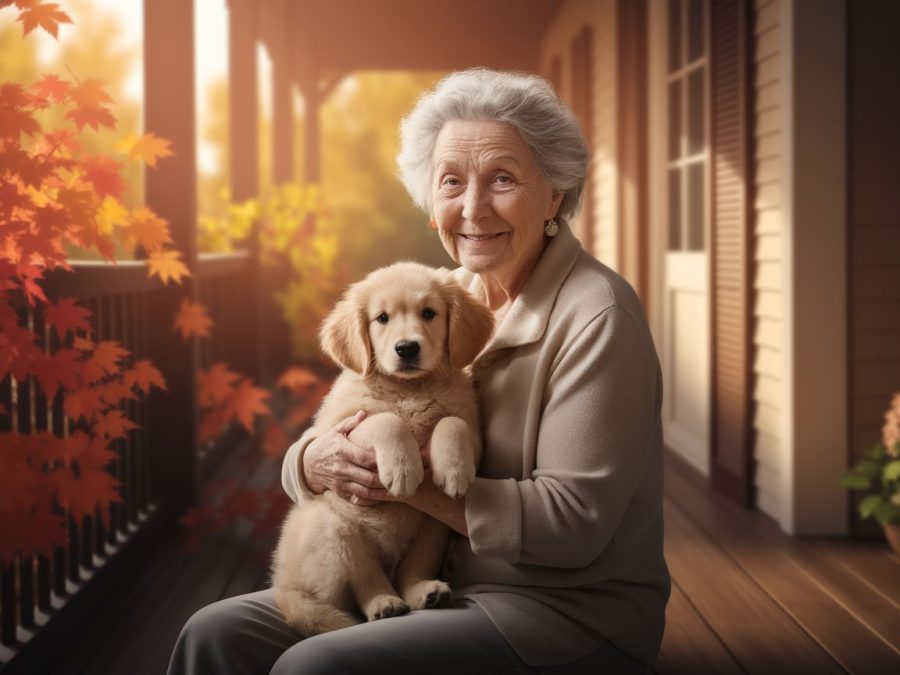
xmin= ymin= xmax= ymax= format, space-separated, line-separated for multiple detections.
xmin=271 ymin=262 xmax=494 ymax=636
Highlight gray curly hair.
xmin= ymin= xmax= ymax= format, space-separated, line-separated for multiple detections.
xmin=396 ymin=68 xmax=590 ymax=221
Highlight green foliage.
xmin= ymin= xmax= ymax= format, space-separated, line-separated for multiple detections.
xmin=841 ymin=441 xmax=900 ymax=524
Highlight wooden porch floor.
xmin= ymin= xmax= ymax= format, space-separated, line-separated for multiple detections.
xmin=33 ymin=447 xmax=900 ymax=674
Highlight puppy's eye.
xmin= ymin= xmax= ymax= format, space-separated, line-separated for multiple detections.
xmin=376 ymin=312 xmax=389 ymax=324
xmin=422 ymin=308 xmax=436 ymax=321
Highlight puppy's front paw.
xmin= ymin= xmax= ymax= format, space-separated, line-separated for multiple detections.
xmin=366 ymin=594 xmax=410 ymax=621
xmin=379 ymin=452 xmax=424 ymax=498
xmin=405 ymin=579 xmax=451 ymax=611
xmin=431 ymin=455 xmax=476 ymax=499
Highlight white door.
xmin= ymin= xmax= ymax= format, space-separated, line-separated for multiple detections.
xmin=658 ymin=0 xmax=711 ymax=476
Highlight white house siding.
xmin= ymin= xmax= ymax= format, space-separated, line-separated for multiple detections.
xmin=539 ymin=0 xmax=618 ymax=270
xmin=751 ymin=0 xmax=789 ymax=525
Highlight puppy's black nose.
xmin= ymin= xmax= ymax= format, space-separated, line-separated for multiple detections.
xmin=395 ymin=340 xmax=420 ymax=360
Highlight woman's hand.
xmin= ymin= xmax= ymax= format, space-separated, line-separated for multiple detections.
xmin=301 ymin=411 xmax=390 ymax=505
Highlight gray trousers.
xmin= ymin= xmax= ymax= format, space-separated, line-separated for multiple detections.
xmin=166 ymin=589 xmax=647 ymax=675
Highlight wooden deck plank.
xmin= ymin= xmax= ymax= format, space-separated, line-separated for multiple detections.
xmin=663 ymin=498 xmax=845 ymax=673
xmin=655 ymin=582 xmax=744 ymax=674
xmin=665 ymin=456 xmax=900 ymax=671
xmin=812 ymin=538 xmax=900 ymax=606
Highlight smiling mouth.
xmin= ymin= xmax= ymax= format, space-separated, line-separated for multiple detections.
xmin=460 ymin=233 xmax=505 ymax=241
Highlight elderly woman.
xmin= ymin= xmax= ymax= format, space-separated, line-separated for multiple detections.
xmin=168 ymin=68 xmax=669 ymax=675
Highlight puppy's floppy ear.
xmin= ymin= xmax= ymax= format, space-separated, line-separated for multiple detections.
xmin=443 ymin=281 xmax=495 ymax=369
xmin=319 ymin=286 xmax=372 ymax=374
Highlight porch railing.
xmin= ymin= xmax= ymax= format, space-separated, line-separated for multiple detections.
xmin=0 ymin=249 xmax=262 ymax=673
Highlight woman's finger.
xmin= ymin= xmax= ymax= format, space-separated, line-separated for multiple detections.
xmin=345 ymin=481 xmax=393 ymax=503
xmin=339 ymin=463 xmax=384 ymax=489
xmin=339 ymin=439 xmax=378 ymax=471
xmin=334 ymin=410 xmax=367 ymax=436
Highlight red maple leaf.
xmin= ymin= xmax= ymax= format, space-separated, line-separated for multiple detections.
xmin=33 ymin=347 xmax=81 ymax=398
xmin=198 ymin=408 xmax=228 ymax=445
xmin=65 ymin=432 xmax=115 ymax=469
xmin=92 ymin=409 xmax=136 ymax=440
xmin=89 ymin=340 xmax=127 ymax=376
xmin=16 ymin=1 xmax=72 ymax=39
xmin=63 ymin=386 xmax=105 ymax=421
xmin=172 ymin=299 xmax=212 ymax=340
xmin=80 ymin=155 xmax=124 ymax=199
xmin=123 ymin=359 xmax=166 ymax=393
xmin=276 ymin=366 xmax=321 ymax=392
xmin=96 ymin=380 xmax=137 ymax=406
xmin=65 ymin=104 xmax=116 ymax=132
xmin=197 ymin=363 xmax=240 ymax=407
xmin=45 ymin=297 xmax=91 ymax=340
xmin=0 ymin=83 xmax=40 ymax=139
xmin=30 ymin=73 xmax=70 ymax=103
xmin=0 ymin=510 xmax=67 ymax=561
xmin=224 ymin=378 xmax=271 ymax=433
xmin=53 ymin=467 xmax=121 ymax=525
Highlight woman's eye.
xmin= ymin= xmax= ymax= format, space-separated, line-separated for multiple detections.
xmin=441 ymin=177 xmax=460 ymax=187
xmin=494 ymin=174 xmax=513 ymax=184
xmin=376 ymin=312 xmax=389 ymax=324
xmin=422 ymin=308 xmax=436 ymax=321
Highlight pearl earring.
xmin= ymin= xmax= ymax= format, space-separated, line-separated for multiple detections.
xmin=544 ymin=218 xmax=559 ymax=237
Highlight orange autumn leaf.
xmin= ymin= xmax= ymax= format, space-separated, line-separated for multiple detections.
xmin=80 ymin=155 xmax=124 ymax=199
xmin=90 ymin=340 xmax=127 ymax=376
xmin=276 ymin=366 xmax=321 ymax=392
xmin=72 ymin=335 xmax=94 ymax=351
xmin=121 ymin=132 xmax=174 ymax=168
xmin=45 ymin=297 xmax=91 ymax=340
xmin=65 ymin=102 xmax=116 ymax=132
xmin=124 ymin=206 xmax=172 ymax=253
xmin=15 ymin=1 xmax=72 ymax=39
xmin=197 ymin=362 xmax=240 ymax=407
xmin=92 ymin=409 xmax=136 ymax=440
xmin=0 ymin=511 xmax=67 ymax=561
xmin=148 ymin=248 xmax=190 ymax=284
xmin=33 ymin=347 xmax=82 ymax=399
xmin=96 ymin=380 xmax=137 ymax=406
xmin=224 ymin=378 xmax=271 ymax=433
xmin=53 ymin=466 xmax=121 ymax=525
xmin=198 ymin=408 xmax=228 ymax=445
xmin=30 ymin=73 xmax=70 ymax=103
xmin=63 ymin=386 xmax=105 ymax=421
xmin=123 ymin=359 xmax=166 ymax=393
xmin=173 ymin=299 xmax=213 ymax=340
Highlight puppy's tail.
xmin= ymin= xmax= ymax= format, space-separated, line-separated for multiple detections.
xmin=275 ymin=588 xmax=360 ymax=637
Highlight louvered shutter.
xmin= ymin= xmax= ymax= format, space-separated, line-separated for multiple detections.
xmin=710 ymin=0 xmax=754 ymax=504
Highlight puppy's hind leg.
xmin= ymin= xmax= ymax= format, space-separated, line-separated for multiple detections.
xmin=346 ymin=543 xmax=410 ymax=622
xmin=275 ymin=588 xmax=360 ymax=637
xmin=395 ymin=518 xmax=452 ymax=610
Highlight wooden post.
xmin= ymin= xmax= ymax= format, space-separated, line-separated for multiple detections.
xmin=144 ymin=0 xmax=198 ymax=509
xmin=229 ymin=0 xmax=259 ymax=202
xmin=227 ymin=0 xmax=266 ymax=379
xmin=271 ymin=0 xmax=294 ymax=185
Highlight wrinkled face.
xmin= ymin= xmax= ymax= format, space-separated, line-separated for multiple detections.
xmin=364 ymin=281 xmax=449 ymax=379
xmin=431 ymin=119 xmax=564 ymax=283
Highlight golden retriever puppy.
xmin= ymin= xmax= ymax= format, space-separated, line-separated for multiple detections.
xmin=272 ymin=262 xmax=494 ymax=636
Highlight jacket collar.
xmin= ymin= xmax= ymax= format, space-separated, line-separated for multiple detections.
xmin=452 ymin=221 xmax=582 ymax=356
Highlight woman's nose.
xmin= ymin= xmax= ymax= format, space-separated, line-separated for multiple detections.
xmin=461 ymin=183 xmax=491 ymax=222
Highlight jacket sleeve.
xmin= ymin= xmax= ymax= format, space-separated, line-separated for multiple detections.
xmin=464 ymin=305 xmax=662 ymax=567
xmin=281 ymin=426 xmax=321 ymax=503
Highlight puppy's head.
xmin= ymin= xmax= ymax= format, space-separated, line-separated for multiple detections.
xmin=319 ymin=262 xmax=493 ymax=378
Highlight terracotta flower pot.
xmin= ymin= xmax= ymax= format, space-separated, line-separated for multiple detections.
xmin=883 ymin=522 xmax=900 ymax=556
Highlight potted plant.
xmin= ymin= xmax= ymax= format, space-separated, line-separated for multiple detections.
xmin=841 ymin=393 xmax=900 ymax=554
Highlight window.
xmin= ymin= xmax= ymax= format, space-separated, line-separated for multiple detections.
xmin=666 ymin=0 xmax=708 ymax=252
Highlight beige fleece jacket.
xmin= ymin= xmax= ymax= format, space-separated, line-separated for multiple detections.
xmin=282 ymin=222 xmax=670 ymax=667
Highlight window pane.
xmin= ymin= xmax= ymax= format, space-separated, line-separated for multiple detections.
xmin=668 ymin=80 xmax=682 ymax=160
xmin=667 ymin=0 xmax=682 ymax=73
xmin=668 ymin=170 xmax=682 ymax=251
xmin=687 ymin=0 xmax=705 ymax=63
xmin=687 ymin=162 xmax=705 ymax=251
xmin=687 ymin=68 xmax=704 ymax=156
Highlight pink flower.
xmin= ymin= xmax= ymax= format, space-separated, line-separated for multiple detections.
xmin=884 ymin=393 xmax=900 ymax=458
